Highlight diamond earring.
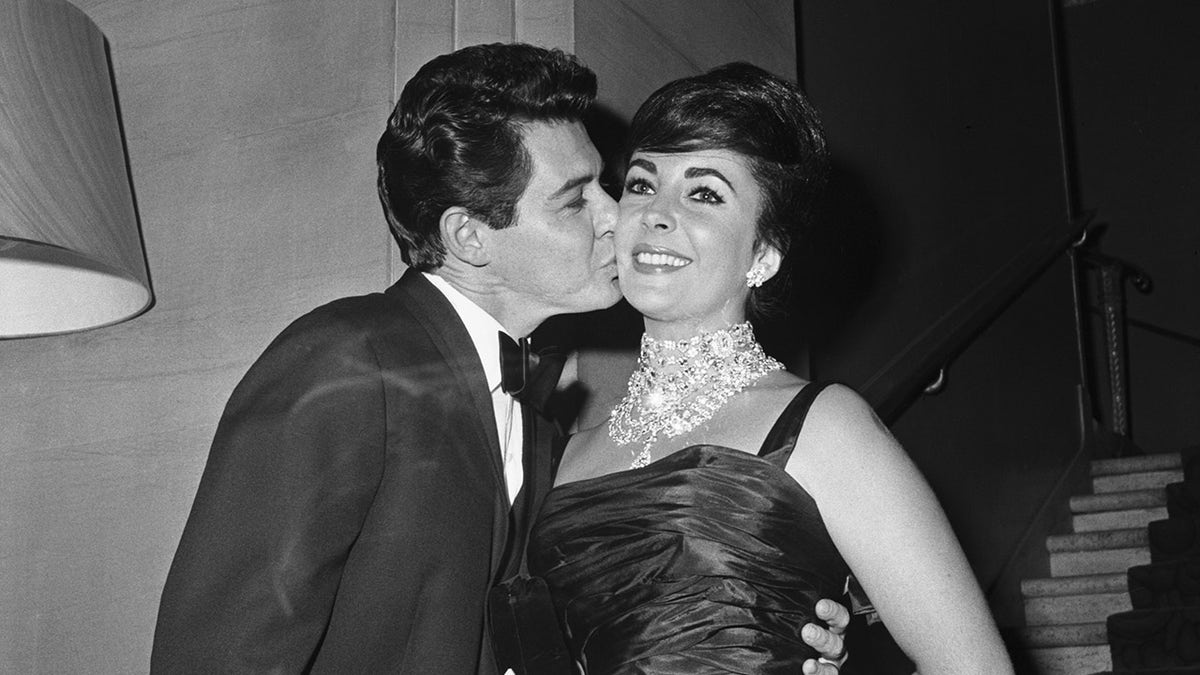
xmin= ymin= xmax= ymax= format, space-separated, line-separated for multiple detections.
xmin=745 ymin=266 xmax=767 ymax=288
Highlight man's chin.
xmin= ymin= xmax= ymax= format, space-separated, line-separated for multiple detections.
xmin=597 ymin=285 xmax=625 ymax=311
xmin=558 ymin=289 xmax=623 ymax=317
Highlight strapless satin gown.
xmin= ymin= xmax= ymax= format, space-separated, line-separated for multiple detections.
xmin=528 ymin=383 xmax=849 ymax=674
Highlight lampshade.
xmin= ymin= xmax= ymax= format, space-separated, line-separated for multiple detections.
xmin=0 ymin=0 xmax=150 ymax=338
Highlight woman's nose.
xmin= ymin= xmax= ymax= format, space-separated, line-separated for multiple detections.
xmin=641 ymin=195 xmax=675 ymax=232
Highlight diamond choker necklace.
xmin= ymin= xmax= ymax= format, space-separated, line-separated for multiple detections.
xmin=609 ymin=322 xmax=784 ymax=469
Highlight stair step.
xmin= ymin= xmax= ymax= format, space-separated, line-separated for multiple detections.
xmin=1023 ymin=645 xmax=1112 ymax=674
xmin=1025 ymin=591 xmax=1132 ymax=625
xmin=1092 ymin=453 xmax=1183 ymax=477
xmin=1017 ymin=622 xmax=1109 ymax=647
xmin=1023 ymin=573 xmax=1129 ymax=598
xmin=1052 ymin=547 xmax=1151 ymax=577
xmin=1073 ymin=489 xmax=1168 ymax=514
xmin=1011 ymin=624 xmax=1111 ymax=674
xmin=1047 ymin=526 xmax=1151 ymax=577
xmin=1095 ymin=469 xmax=1186 ymax=494
xmin=1076 ymin=506 xmax=1171 ymax=533
xmin=1049 ymin=528 xmax=1150 ymax=552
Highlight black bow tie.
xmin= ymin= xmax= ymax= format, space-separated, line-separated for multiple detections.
xmin=498 ymin=333 xmax=566 ymax=411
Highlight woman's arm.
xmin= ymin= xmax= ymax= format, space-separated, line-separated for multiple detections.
xmin=787 ymin=384 xmax=1013 ymax=675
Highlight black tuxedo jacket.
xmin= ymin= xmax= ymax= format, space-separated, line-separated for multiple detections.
xmin=151 ymin=270 xmax=557 ymax=674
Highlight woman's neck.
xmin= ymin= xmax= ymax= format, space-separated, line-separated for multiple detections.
xmin=642 ymin=314 xmax=747 ymax=343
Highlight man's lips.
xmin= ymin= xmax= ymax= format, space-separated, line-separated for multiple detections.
xmin=600 ymin=257 xmax=618 ymax=275
xmin=629 ymin=244 xmax=692 ymax=273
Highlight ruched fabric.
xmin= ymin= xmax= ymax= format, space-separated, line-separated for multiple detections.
xmin=529 ymin=384 xmax=848 ymax=674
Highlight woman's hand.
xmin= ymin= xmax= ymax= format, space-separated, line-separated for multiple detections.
xmin=801 ymin=598 xmax=850 ymax=674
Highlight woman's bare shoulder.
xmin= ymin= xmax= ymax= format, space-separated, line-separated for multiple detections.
xmin=803 ymin=382 xmax=888 ymax=439
xmin=788 ymin=382 xmax=903 ymax=481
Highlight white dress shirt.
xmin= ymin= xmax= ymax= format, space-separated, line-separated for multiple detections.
xmin=423 ymin=273 xmax=524 ymax=504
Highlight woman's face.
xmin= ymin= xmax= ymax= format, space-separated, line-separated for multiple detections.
xmin=615 ymin=148 xmax=778 ymax=338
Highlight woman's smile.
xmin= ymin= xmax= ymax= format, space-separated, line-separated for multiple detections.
xmin=630 ymin=243 xmax=693 ymax=273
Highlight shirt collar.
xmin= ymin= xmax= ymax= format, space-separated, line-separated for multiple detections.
xmin=422 ymin=272 xmax=506 ymax=393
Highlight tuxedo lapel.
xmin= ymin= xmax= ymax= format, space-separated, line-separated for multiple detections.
xmin=388 ymin=270 xmax=510 ymax=570
xmin=498 ymin=402 xmax=540 ymax=580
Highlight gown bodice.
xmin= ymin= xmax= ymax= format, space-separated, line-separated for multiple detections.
xmin=527 ymin=383 xmax=849 ymax=674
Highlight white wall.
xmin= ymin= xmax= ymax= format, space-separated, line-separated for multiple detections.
xmin=0 ymin=1 xmax=569 ymax=671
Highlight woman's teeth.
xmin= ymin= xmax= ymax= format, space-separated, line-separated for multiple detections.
xmin=635 ymin=252 xmax=689 ymax=267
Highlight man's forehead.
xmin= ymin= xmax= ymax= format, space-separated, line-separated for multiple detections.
xmin=520 ymin=120 xmax=601 ymax=190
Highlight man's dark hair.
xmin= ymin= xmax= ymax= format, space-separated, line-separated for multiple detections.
xmin=376 ymin=43 xmax=597 ymax=271
xmin=625 ymin=62 xmax=829 ymax=318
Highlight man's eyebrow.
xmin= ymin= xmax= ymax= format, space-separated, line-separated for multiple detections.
xmin=684 ymin=167 xmax=736 ymax=193
xmin=549 ymin=173 xmax=595 ymax=200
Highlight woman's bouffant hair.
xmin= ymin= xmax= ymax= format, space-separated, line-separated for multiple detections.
xmin=376 ymin=43 xmax=597 ymax=271
xmin=625 ymin=62 xmax=829 ymax=318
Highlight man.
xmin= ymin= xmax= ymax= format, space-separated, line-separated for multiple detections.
xmin=151 ymin=43 xmax=848 ymax=674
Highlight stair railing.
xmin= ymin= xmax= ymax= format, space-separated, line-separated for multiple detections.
xmin=860 ymin=210 xmax=1194 ymax=460
xmin=1076 ymin=248 xmax=1151 ymax=441
xmin=859 ymin=212 xmax=1094 ymax=426
xmin=1074 ymin=249 xmax=1200 ymax=446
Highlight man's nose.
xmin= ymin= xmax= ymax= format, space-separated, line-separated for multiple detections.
xmin=594 ymin=191 xmax=618 ymax=238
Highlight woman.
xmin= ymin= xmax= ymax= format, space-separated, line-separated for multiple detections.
xmin=527 ymin=63 xmax=1013 ymax=674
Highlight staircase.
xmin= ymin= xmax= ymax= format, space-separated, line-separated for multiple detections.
xmin=1014 ymin=450 xmax=1200 ymax=674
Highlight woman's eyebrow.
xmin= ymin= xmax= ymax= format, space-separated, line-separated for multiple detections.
xmin=627 ymin=157 xmax=657 ymax=174
xmin=684 ymin=167 xmax=736 ymax=193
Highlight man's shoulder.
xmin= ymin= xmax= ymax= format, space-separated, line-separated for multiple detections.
xmin=243 ymin=274 xmax=474 ymax=375
xmin=245 ymin=287 xmax=419 ymax=363
xmin=293 ymin=271 xmax=451 ymax=332
xmin=282 ymin=290 xmax=410 ymax=340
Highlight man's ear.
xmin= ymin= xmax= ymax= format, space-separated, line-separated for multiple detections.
xmin=754 ymin=243 xmax=783 ymax=283
xmin=440 ymin=207 xmax=490 ymax=267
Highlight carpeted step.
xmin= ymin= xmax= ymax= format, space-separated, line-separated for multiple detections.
xmin=1169 ymin=482 xmax=1200 ymax=519
xmin=1182 ymin=448 xmax=1200 ymax=483
xmin=1108 ymin=607 xmax=1200 ymax=669
xmin=1049 ymin=528 xmax=1151 ymax=576
xmin=1094 ymin=662 xmax=1200 ymax=667
xmin=1128 ymin=561 xmax=1200 ymax=609
xmin=1149 ymin=518 xmax=1200 ymax=563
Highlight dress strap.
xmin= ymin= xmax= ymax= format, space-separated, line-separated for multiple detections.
xmin=755 ymin=382 xmax=833 ymax=459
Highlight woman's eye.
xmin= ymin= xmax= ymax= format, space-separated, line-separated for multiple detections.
xmin=690 ymin=187 xmax=724 ymax=204
xmin=624 ymin=177 xmax=653 ymax=195
xmin=565 ymin=196 xmax=587 ymax=211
